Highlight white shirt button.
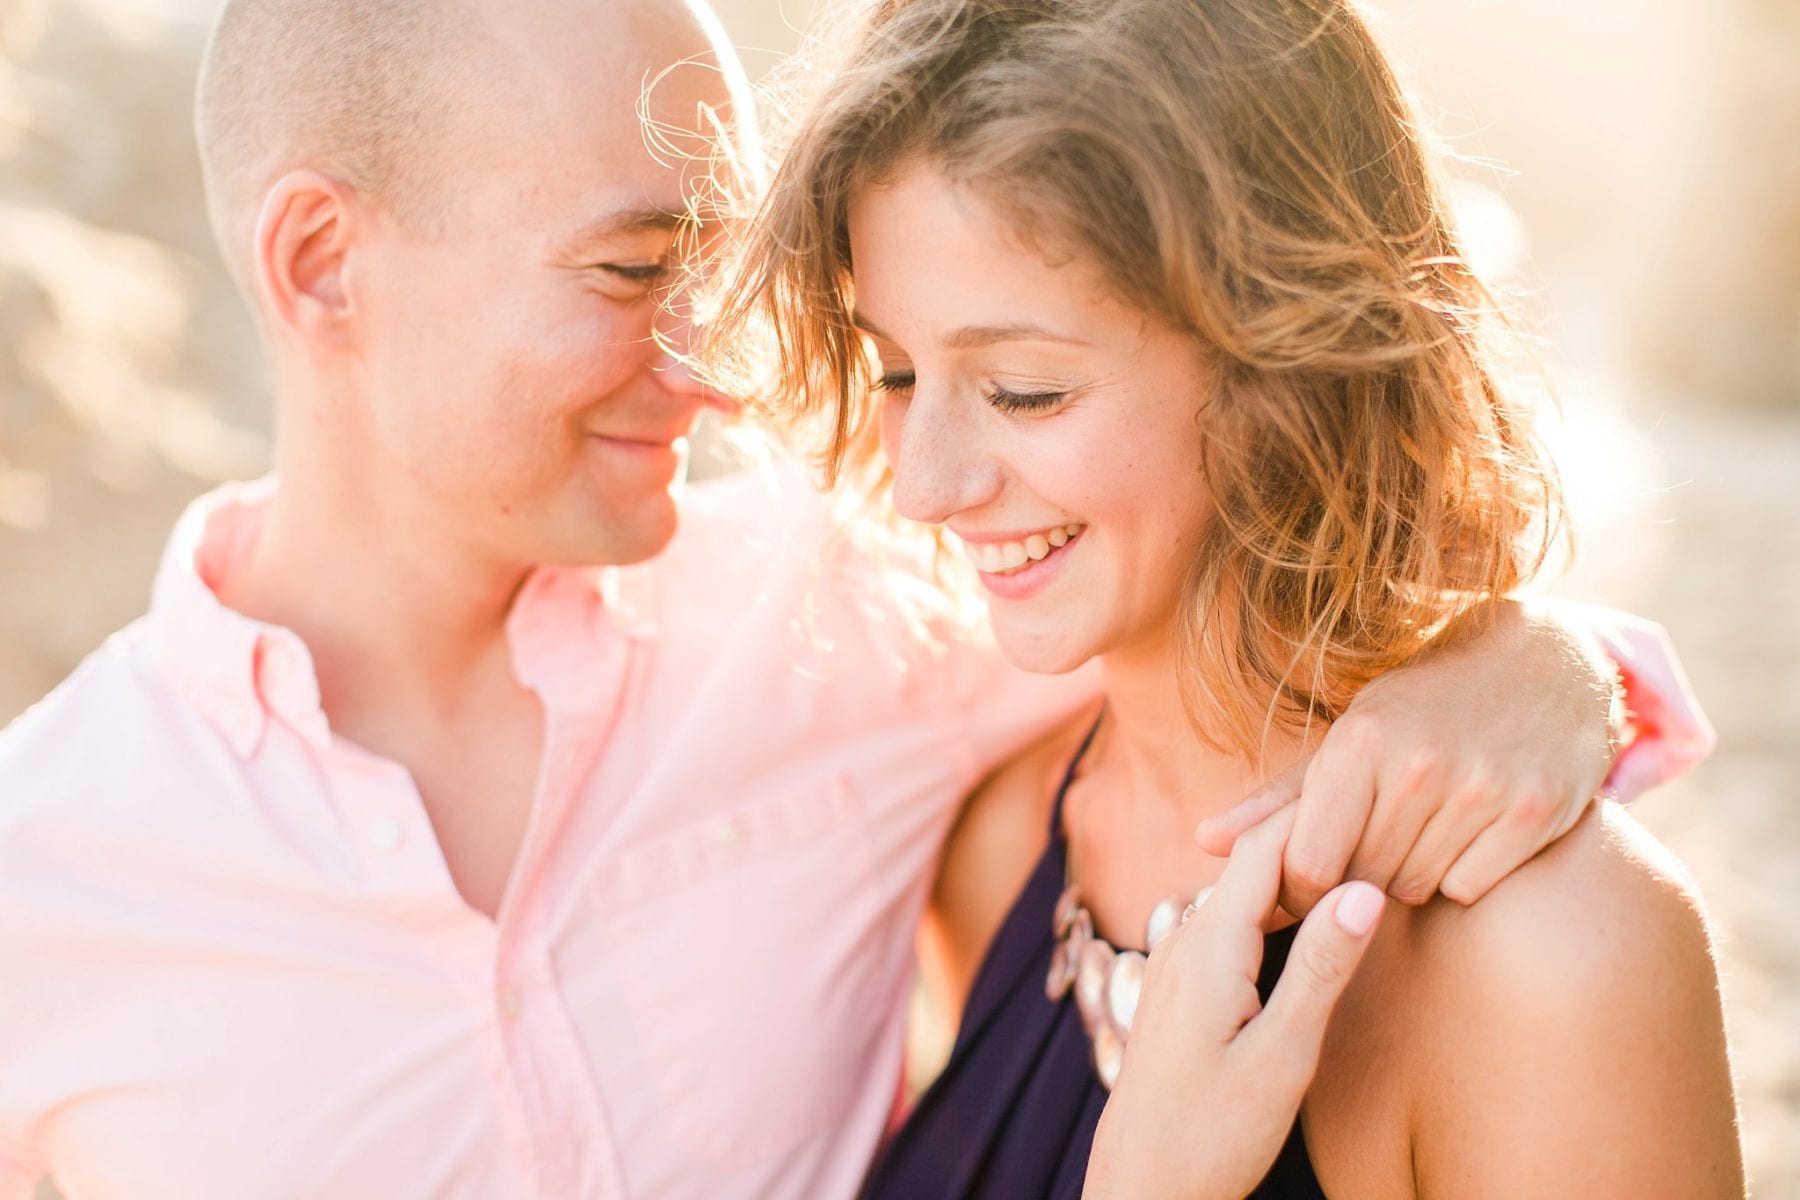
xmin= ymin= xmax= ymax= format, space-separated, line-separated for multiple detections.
xmin=369 ymin=819 xmax=404 ymax=853
xmin=499 ymin=987 xmax=524 ymax=1019
xmin=709 ymin=817 xmax=743 ymax=849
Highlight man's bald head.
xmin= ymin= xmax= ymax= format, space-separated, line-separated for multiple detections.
xmin=196 ymin=0 xmax=755 ymax=572
xmin=196 ymin=0 xmax=754 ymax=305
xmin=196 ymin=0 xmax=491 ymax=294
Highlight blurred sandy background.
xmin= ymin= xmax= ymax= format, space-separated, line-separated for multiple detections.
xmin=2 ymin=0 xmax=1796 ymax=1194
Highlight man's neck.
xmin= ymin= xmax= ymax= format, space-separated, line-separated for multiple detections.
xmin=219 ymin=467 xmax=535 ymax=745
xmin=225 ymin=393 xmax=556 ymax=920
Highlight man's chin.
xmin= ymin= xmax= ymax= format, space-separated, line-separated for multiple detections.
xmin=559 ymin=498 xmax=682 ymax=569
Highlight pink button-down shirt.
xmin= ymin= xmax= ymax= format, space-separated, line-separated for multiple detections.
xmin=0 ymin=465 xmax=1711 ymax=1200
xmin=0 ymin=465 xmax=1094 ymax=1200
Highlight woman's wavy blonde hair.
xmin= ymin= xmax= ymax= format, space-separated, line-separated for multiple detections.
xmin=706 ymin=0 xmax=1562 ymax=756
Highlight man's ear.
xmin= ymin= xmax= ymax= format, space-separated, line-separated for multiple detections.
xmin=253 ymin=169 xmax=361 ymax=346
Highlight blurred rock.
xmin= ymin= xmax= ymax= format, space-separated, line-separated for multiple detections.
xmin=1639 ymin=0 xmax=1800 ymax=414
xmin=0 ymin=0 xmax=266 ymax=721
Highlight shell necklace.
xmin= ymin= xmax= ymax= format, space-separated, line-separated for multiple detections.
xmin=1044 ymin=879 xmax=1213 ymax=1090
xmin=1042 ymin=713 xmax=1214 ymax=1090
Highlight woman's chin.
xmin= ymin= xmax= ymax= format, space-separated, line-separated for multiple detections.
xmin=991 ymin=624 xmax=1095 ymax=677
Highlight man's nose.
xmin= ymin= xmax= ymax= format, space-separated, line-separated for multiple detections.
xmin=888 ymin=388 xmax=1002 ymax=526
xmin=649 ymin=294 xmax=739 ymax=415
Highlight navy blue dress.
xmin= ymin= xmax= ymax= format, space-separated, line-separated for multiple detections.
xmin=861 ymin=730 xmax=1327 ymax=1200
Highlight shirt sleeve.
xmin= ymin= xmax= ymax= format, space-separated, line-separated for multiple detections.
xmin=1557 ymin=601 xmax=1717 ymax=801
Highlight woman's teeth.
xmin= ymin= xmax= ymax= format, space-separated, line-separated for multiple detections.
xmin=963 ymin=524 xmax=1085 ymax=575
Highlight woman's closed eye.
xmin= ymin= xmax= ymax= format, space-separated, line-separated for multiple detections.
xmin=983 ymin=385 xmax=1068 ymax=413
xmin=873 ymin=372 xmax=1069 ymax=414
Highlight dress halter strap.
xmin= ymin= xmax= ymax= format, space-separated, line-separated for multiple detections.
xmin=1047 ymin=708 xmax=1106 ymax=839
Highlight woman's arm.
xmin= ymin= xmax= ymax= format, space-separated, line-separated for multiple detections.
xmin=1407 ymin=806 xmax=1744 ymax=1198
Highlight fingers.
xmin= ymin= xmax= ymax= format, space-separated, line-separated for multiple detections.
xmin=1384 ymin=771 xmax=1506 ymax=904
xmin=1195 ymin=755 xmax=1308 ymax=857
xmin=1241 ymin=881 xmax=1385 ymax=1090
xmin=1202 ymin=804 xmax=1296 ymax=938
xmin=1341 ymin=749 xmax=1447 ymax=894
xmin=1437 ymin=787 xmax=1582 ymax=905
xmin=1150 ymin=807 xmax=1295 ymax=1027
xmin=1279 ymin=731 xmax=1378 ymax=916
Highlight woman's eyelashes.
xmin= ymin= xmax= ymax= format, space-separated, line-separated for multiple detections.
xmin=873 ymin=370 xmax=1070 ymax=413
xmin=983 ymin=385 xmax=1068 ymax=413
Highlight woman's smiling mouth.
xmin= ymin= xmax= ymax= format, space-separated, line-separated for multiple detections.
xmin=955 ymin=523 xmax=1086 ymax=578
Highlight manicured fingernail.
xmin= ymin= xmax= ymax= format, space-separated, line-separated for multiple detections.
xmin=1334 ymin=882 xmax=1385 ymax=937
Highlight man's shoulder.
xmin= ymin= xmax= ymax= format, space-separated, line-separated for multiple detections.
xmin=676 ymin=448 xmax=830 ymax=545
xmin=675 ymin=451 xmax=944 ymax=584
xmin=0 ymin=620 xmax=177 ymax=817
xmin=658 ymin=456 xmax=836 ymax=594
xmin=666 ymin=457 xmax=974 ymax=654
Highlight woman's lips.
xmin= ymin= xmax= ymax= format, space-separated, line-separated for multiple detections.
xmin=954 ymin=524 xmax=1086 ymax=600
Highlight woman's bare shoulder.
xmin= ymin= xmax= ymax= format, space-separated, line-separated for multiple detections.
xmin=1349 ymin=803 xmax=1743 ymax=1197
xmin=1407 ymin=802 xmax=1715 ymax=986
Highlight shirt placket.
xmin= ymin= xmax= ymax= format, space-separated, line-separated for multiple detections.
xmin=313 ymin=569 xmax=636 ymax=1198
xmin=488 ymin=690 xmax=632 ymax=1200
xmin=330 ymin=718 xmax=629 ymax=1198
xmin=314 ymin=721 xmax=594 ymax=1197
xmin=484 ymin=571 xmax=642 ymax=1198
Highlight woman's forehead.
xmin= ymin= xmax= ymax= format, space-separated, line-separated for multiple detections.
xmin=847 ymin=168 xmax=1162 ymax=352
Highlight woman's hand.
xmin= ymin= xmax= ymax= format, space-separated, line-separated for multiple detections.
xmin=1196 ymin=601 xmax=1622 ymax=914
xmin=1083 ymin=809 xmax=1385 ymax=1200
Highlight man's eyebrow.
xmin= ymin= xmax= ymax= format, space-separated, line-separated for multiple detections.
xmin=851 ymin=312 xmax=1090 ymax=350
xmin=563 ymin=206 xmax=689 ymax=251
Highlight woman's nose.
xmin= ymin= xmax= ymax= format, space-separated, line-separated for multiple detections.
xmin=887 ymin=388 xmax=1002 ymax=526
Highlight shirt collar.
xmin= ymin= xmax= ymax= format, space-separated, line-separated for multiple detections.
xmin=504 ymin=560 xmax=657 ymax=714
xmin=142 ymin=477 xmax=326 ymax=758
xmin=144 ymin=479 xmax=660 ymax=759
